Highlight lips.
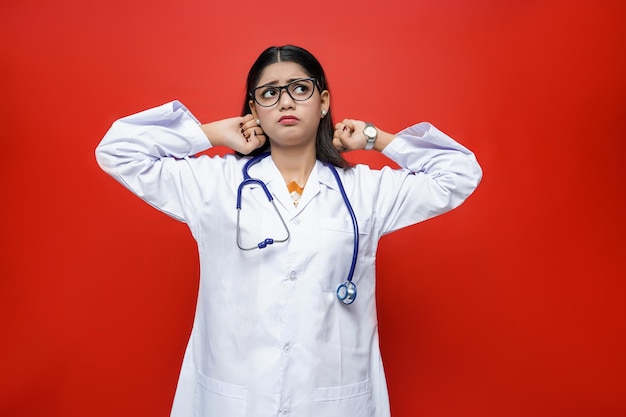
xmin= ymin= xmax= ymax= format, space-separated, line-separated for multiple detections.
xmin=279 ymin=115 xmax=299 ymax=124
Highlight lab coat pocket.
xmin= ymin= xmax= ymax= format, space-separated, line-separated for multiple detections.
xmin=316 ymin=218 xmax=372 ymax=292
xmin=313 ymin=379 xmax=373 ymax=417
xmin=195 ymin=371 xmax=247 ymax=417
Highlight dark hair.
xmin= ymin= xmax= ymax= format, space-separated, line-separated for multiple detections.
xmin=241 ymin=45 xmax=350 ymax=169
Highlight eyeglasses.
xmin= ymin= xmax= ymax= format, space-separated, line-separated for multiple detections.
xmin=250 ymin=78 xmax=318 ymax=107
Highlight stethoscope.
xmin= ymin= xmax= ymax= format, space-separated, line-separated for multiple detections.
xmin=236 ymin=152 xmax=359 ymax=305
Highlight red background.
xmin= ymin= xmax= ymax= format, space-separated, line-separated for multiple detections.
xmin=2 ymin=0 xmax=625 ymax=416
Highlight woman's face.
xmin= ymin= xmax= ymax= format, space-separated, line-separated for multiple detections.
xmin=250 ymin=61 xmax=329 ymax=150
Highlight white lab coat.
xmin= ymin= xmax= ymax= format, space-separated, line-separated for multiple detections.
xmin=95 ymin=101 xmax=482 ymax=417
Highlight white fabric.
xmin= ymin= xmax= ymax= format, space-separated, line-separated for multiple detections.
xmin=95 ymin=100 xmax=482 ymax=417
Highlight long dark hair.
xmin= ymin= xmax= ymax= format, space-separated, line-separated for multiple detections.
xmin=241 ymin=45 xmax=350 ymax=169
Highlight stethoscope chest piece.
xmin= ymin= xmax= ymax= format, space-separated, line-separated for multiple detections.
xmin=336 ymin=281 xmax=357 ymax=305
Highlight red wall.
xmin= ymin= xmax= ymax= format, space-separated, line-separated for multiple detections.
xmin=2 ymin=0 xmax=625 ymax=416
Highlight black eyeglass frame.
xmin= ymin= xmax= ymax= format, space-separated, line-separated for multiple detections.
xmin=249 ymin=78 xmax=320 ymax=107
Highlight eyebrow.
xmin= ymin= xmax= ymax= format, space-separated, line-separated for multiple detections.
xmin=257 ymin=77 xmax=309 ymax=87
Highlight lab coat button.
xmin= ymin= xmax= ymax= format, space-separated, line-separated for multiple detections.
xmin=292 ymin=217 xmax=301 ymax=225
xmin=283 ymin=344 xmax=292 ymax=353
xmin=288 ymin=271 xmax=298 ymax=281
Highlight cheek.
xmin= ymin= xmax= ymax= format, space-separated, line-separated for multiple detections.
xmin=255 ymin=107 xmax=272 ymax=124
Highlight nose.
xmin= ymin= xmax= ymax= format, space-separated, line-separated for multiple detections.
xmin=277 ymin=87 xmax=296 ymax=110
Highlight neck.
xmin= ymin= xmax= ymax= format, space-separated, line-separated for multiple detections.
xmin=271 ymin=144 xmax=316 ymax=186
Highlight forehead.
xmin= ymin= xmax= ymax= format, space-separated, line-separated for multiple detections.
xmin=256 ymin=61 xmax=309 ymax=86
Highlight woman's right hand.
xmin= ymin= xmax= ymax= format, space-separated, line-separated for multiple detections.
xmin=200 ymin=114 xmax=266 ymax=155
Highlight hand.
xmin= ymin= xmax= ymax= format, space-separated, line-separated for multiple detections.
xmin=333 ymin=119 xmax=367 ymax=152
xmin=201 ymin=114 xmax=266 ymax=155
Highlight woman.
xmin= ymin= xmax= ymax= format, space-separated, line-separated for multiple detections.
xmin=96 ymin=45 xmax=482 ymax=417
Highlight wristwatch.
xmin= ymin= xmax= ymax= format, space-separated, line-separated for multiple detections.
xmin=363 ymin=123 xmax=377 ymax=150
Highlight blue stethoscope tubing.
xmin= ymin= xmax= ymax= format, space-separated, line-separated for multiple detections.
xmin=236 ymin=152 xmax=359 ymax=305
xmin=327 ymin=161 xmax=359 ymax=305
xmin=236 ymin=153 xmax=290 ymax=250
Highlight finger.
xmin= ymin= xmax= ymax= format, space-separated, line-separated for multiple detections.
xmin=240 ymin=114 xmax=256 ymax=124
xmin=241 ymin=125 xmax=251 ymax=140
xmin=252 ymin=130 xmax=266 ymax=148
xmin=241 ymin=118 xmax=258 ymax=132
xmin=333 ymin=136 xmax=346 ymax=152
xmin=243 ymin=124 xmax=266 ymax=140
xmin=334 ymin=122 xmax=351 ymax=133
xmin=240 ymin=132 xmax=266 ymax=154
xmin=243 ymin=126 xmax=265 ymax=141
xmin=334 ymin=124 xmax=352 ymax=142
xmin=341 ymin=119 xmax=355 ymax=133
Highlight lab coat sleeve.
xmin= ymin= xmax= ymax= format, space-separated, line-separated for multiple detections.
xmin=376 ymin=122 xmax=482 ymax=234
xmin=95 ymin=100 xmax=213 ymax=223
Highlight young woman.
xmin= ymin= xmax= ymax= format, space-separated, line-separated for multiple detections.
xmin=96 ymin=45 xmax=482 ymax=417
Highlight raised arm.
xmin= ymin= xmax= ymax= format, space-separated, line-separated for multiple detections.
xmin=96 ymin=100 xmax=270 ymax=223
xmin=333 ymin=119 xmax=482 ymax=234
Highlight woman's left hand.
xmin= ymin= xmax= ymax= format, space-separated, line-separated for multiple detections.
xmin=333 ymin=118 xmax=394 ymax=152
xmin=333 ymin=119 xmax=367 ymax=152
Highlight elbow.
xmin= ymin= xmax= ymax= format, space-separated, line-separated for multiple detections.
xmin=469 ymin=157 xmax=483 ymax=194
xmin=458 ymin=161 xmax=483 ymax=205
xmin=436 ymin=159 xmax=483 ymax=211
xmin=94 ymin=143 xmax=106 ymax=169
xmin=458 ymin=151 xmax=483 ymax=197
xmin=94 ymin=140 xmax=116 ymax=175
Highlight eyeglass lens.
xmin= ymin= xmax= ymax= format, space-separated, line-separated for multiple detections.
xmin=253 ymin=79 xmax=316 ymax=107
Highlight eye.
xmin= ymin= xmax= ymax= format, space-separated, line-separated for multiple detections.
xmin=289 ymin=80 xmax=312 ymax=96
xmin=294 ymin=85 xmax=309 ymax=94
xmin=260 ymin=87 xmax=279 ymax=99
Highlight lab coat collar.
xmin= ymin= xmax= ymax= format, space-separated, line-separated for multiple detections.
xmin=245 ymin=156 xmax=339 ymax=213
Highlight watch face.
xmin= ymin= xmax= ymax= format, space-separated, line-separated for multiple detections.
xmin=364 ymin=126 xmax=376 ymax=138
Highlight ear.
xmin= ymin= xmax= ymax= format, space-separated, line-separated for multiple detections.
xmin=249 ymin=100 xmax=259 ymax=121
xmin=320 ymin=90 xmax=330 ymax=117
